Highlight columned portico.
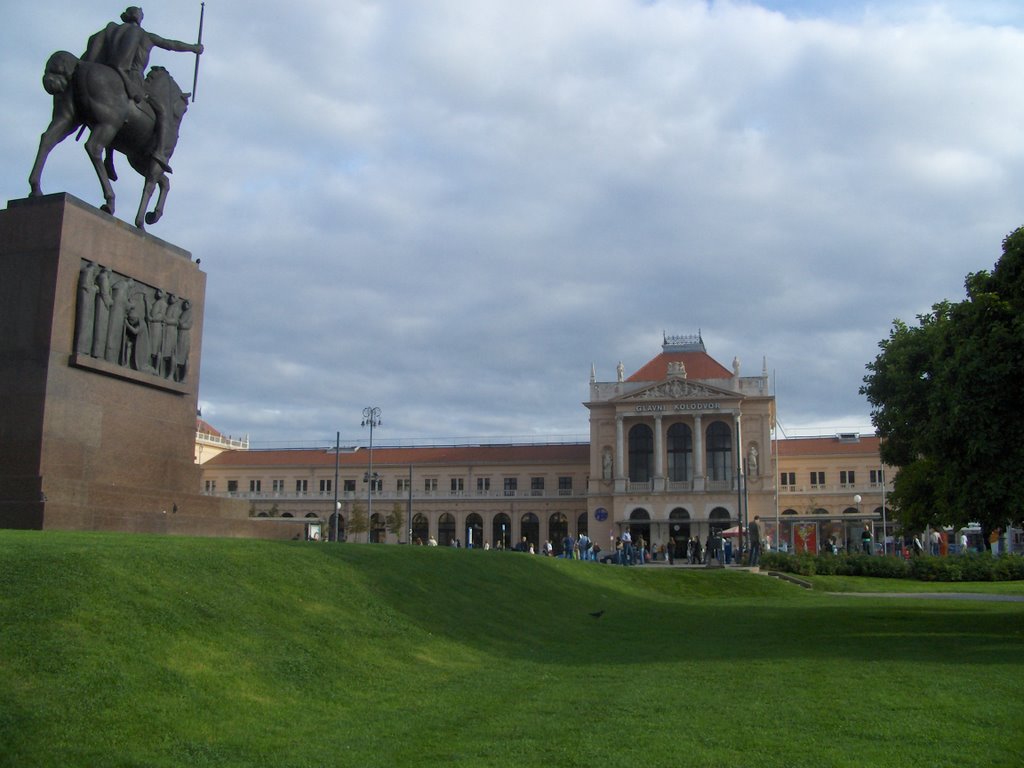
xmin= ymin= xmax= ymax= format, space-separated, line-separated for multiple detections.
xmin=614 ymin=415 xmax=625 ymax=493
xmin=653 ymin=414 xmax=664 ymax=491
xmin=693 ymin=413 xmax=704 ymax=491
xmin=585 ymin=332 xmax=776 ymax=550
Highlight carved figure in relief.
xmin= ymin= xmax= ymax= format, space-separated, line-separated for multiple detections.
xmin=161 ymin=294 xmax=181 ymax=378
xmin=147 ymin=288 xmax=167 ymax=369
xmin=123 ymin=292 xmax=152 ymax=373
xmin=75 ymin=261 xmax=100 ymax=355
xmin=175 ymin=299 xmax=193 ymax=381
xmin=91 ymin=267 xmax=113 ymax=358
xmin=105 ymin=276 xmax=134 ymax=363
xmin=748 ymin=444 xmax=758 ymax=477
xmin=602 ymin=447 xmax=613 ymax=480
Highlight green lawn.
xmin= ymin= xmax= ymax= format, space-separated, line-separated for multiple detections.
xmin=1 ymin=531 xmax=1022 ymax=767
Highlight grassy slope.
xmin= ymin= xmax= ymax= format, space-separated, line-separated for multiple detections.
xmin=1 ymin=531 xmax=1022 ymax=767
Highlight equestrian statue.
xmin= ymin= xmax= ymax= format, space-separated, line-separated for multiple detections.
xmin=28 ymin=6 xmax=204 ymax=230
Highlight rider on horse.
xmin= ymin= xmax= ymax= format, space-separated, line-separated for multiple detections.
xmin=81 ymin=7 xmax=203 ymax=173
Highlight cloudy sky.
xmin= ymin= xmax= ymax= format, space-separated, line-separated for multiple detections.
xmin=4 ymin=1 xmax=1023 ymax=447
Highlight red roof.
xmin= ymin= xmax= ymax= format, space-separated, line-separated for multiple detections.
xmin=627 ymin=351 xmax=733 ymax=382
xmin=204 ymin=443 xmax=590 ymax=469
xmin=776 ymin=435 xmax=881 ymax=457
xmin=196 ymin=417 xmax=223 ymax=437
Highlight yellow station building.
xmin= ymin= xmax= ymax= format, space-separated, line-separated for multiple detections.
xmin=198 ymin=334 xmax=893 ymax=554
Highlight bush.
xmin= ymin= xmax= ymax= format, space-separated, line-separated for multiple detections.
xmin=958 ymin=553 xmax=995 ymax=582
xmin=909 ymin=556 xmax=963 ymax=582
xmin=760 ymin=550 xmax=1024 ymax=582
xmin=993 ymin=554 xmax=1024 ymax=581
xmin=761 ymin=551 xmax=797 ymax=574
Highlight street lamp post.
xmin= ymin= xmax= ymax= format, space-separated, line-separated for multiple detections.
xmin=361 ymin=406 xmax=381 ymax=543
xmin=332 ymin=430 xmax=340 ymax=542
xmin=880 ymin=468 xmax=888 ymax=556
xmin=854 ymin=493 xmax=863 ymax=554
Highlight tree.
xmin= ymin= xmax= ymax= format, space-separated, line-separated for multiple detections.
xmin=347 ymin=500 xmax=368 ymax=542
xmin=386 ymin=502 xmax=405 ymax=542
xmin=861 ymin=227 xmax=1024 ymax=542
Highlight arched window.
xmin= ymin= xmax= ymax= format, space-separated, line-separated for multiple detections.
xmin=667 ymin=423 xmax=692 ymax=482
xmin=669 ymin=507 xmax=691 ymax=543
xmin=629 ymin=508 xmax=651 ymax=546
xmin=577 ymin=511 xmax=588 ymax=537
xmin=438 ymin=513 xmax=456 ymax=546
xmin=465 ymin=513 xmax=484 ymax=548
xmin=493 ymin=513 xmax=511 ymax=549
xmin=709 ymin=507 xmax=731 ymax=533
xmin=369 ymin=512 xmax=386 ymax=543
xmin=628 ymin=423 xmax=654 ymax=483
xmin=549 ymin=512 xmax=569 ymax=553
xmin=520 ymin=512 xmax=539 ymax=550
xmin=411 ymin=513 xmax=429 ymax=543
xmin=706 ymin=421 xmax=732 ymax=482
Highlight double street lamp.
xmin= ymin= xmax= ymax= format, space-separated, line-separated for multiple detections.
xmin=361 ymin=406 xmax=381 ymax=543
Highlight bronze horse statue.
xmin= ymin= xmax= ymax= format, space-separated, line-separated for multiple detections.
xmin=28 ymin=51 xmax=190 ymax=229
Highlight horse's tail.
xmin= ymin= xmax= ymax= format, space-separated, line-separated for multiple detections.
xmin=42 ymin=50 xmax=79 ymax=96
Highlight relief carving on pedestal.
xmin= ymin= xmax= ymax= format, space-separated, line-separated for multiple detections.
xmin=73 ymin=259 xmax=193 ymax=383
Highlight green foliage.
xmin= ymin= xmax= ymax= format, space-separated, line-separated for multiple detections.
xmin=994 ymin=555 xmax=1024 ymax=581
xmin=386 ymin=502 xmax=405 ymax=536
xmin=861 ymin=227 xmax=1024 ymax=536
xmin=347 ymin=499 xmax=368 ymax=535
xmin=763 ymin=550 xmax=1024 ymax=583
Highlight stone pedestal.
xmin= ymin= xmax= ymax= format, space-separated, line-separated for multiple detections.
xmin=0 ymin=194 xmax=292 ymax=537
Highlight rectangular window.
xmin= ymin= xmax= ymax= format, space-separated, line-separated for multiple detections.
xmin=227 ymin=480 xmax=238 ymax=494
xmin=343 ymin=479 xmax=356 ymax=493
xmin=558 ymin=476 xmax=573 ymax=495
xmin=839 ymin=470 xmax=855 ymax=487
xmin=530 ymin=477 xmax=545 ymax=496
xmin=295 ymin=479 xmax=308 ymax=494
xmin=780 ymin=472 xmax=795 ymax=488
xmin=870 ymin=469 xmax=885 ymax=486
xmin=397 ymin=477 xmax=410 ymax=493
xmin=424 ymin=478 xmax=438 ymax=493
xmin=477 ymin=477 xmax=491 ymax=494
xmin=319 ymin=479 xmax=332 ymax=494
xmin=809 ymin=471 xmax=825 ymax=488
xmin=504 ymin=477 xmax=518 ymax=496
xmin=450 ymin=478 xmax=464 ymax=494
xmin=272 ymin=479 xmax=285 ymax=493
xmin=249 ymin=479 xmax=261 ymax=493
xmin=204 ymin=480 xmax=216 ymax=493
xmin=369 ymin=476 xmax=382 ymax=493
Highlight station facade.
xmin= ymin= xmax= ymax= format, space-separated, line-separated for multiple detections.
xmin=198 ymin=334 xmax=892 ymax=553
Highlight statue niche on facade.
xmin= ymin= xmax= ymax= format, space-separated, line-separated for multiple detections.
xmin=27 ymin=7 xmax=204 ymax=229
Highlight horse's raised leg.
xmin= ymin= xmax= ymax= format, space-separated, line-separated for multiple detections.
xmin=144 ymin=173 xmax=170 ymax=227
xmin=28 ymin=100 xmax=77 ymax=197
xmin=84 ymin=126 xmax=118 ymax=215
xmin=135 ymin=173 xmax=158 ymax=229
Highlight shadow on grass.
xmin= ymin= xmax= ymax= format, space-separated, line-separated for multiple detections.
xmin=332 ymin=545 xmax=1024 ymax=667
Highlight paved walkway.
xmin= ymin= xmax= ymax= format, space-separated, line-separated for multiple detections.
xmin=826 ymin=591 xmax=1024 ymax=602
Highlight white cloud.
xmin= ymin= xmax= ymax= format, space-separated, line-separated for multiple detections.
xmin=4 ymin=1 xmax=1023 ymax=445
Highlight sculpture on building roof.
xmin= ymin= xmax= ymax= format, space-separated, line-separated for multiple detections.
xmin=27 ymin=6 xmax=204 ymax=229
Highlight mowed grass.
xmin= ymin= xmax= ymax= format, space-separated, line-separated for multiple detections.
xmin=1 ymin=531 xmax=1022 ymax=768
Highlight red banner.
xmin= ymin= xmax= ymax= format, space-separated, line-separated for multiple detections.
xmin=794 ymin=522 xmax=818 ymax=554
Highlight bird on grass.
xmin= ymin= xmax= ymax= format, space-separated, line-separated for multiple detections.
xmin=588 ymin=609 xmax=605 ymax=619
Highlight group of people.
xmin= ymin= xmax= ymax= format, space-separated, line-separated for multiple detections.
xmin=408 ymin=516 xmax=773 ymax=568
